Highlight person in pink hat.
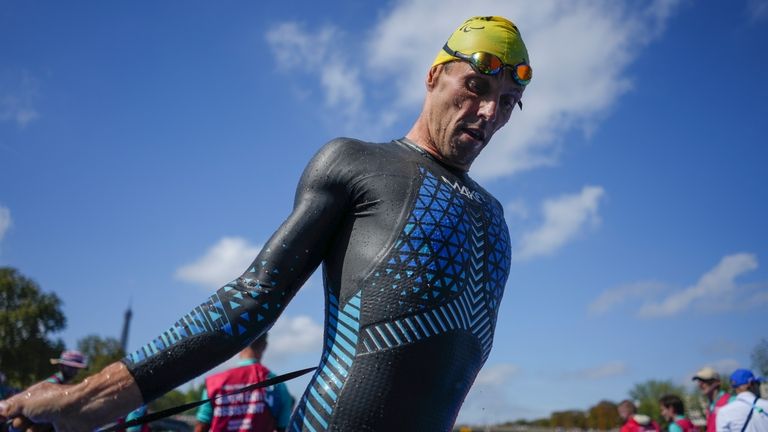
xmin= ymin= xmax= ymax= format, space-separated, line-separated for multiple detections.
xmin=45 ymin=350 xmax=88 ymax=385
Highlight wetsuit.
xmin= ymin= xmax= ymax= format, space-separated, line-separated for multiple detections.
xmin=124 ymin=138 xmax=511 ymax=431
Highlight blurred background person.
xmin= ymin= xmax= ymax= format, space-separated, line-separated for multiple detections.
xmin=660 ymin=394 xmax=698 ymax=432
xmin=194 ymin=334 xmax=294 ymax=432
xmin=693 ymin=367 xmax=734 ymax=432
xmin=716 ymin=369 xmax=767 ymax=432
xmin=620 ymin=399 xmax=661 ymax=432
xmin=46 ymin=350 xmax=88 ymax=385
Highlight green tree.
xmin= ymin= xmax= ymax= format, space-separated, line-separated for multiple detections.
xmin=73 ymin=335 xmax=125 ymax=383
xmin=629 ymin=380 xmax=687 ymax=424
xmin=0 ymin=267 xmax=66 ymax=388
xmin=752 ymin=338 xmax=768 ymax=377
xmin=587 ymin=400 xmax=622 ymax=430
xmin=149 ymin=382 xmax=204 ymax=415
xmin=550 ymin=409 xmax=588 ymax=429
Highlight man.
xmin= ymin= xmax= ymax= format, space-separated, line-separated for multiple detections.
xmin=0 ymin=15 xmax=530 ymax=431
xmin=659 ymin=394 xmax=697 ymax=432
xmin=45 ymin=350 xmax=88 ymax=385
xmin=716 ymin=369 xmax=768 ymax=432
xmin=693 ymin=367 xmax=734 ymax=432
xmin=194 ymin=334 xmax=294 ymax=432
xmin=619 ymin=400 xmax=661 ymax=432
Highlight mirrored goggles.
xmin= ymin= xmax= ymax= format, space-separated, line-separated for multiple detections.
xmin=442 ymin=43 xmax=532 ymax=87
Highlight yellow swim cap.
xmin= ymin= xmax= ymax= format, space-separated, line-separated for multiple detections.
xmin=432 ymin=16 xmax=530 ymax=74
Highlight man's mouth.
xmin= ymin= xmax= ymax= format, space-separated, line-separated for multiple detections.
xmin=461 ymin=127 xmax=486 ymax=142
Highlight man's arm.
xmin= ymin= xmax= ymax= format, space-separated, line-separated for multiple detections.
xmin=0 ymin=139 xmax=355 ymax=430
xmin=194 ymin=386 xmax=212 ymax=432
xmin=194 ymin=422 xmax=211 ymax=432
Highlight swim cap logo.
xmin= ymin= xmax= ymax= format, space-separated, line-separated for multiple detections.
xmin=460 ymin=24 xmax=485 ymax=32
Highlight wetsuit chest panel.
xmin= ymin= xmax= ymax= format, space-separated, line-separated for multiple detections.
xmin=358 ymin=166 xmax=509 ymax=362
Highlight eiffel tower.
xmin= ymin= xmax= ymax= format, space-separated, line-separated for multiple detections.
xmin=120 ymin=302 xmax=133 ymax=353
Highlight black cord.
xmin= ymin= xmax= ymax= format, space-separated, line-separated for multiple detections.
xmin=98 ymin=366 xmax=316 ymax=432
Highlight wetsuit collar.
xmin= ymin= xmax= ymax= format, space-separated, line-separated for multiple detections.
xmin=394 ymin=137 xmax=469 ymax=178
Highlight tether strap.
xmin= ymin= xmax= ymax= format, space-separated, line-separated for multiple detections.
xmin=739 ymin=396 xmax=759 ymax=432
xmin=98 ymin=366 xmax=316 ymax=432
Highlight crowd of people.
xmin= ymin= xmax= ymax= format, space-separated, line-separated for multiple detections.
xmin=618 ymin=367 xmax=767 ymax=432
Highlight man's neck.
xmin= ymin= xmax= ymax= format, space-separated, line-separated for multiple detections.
xmin=404 ymin=130 xmax=440 ymax=161
xmin=403 ymin=130 xmax=470 ymax=174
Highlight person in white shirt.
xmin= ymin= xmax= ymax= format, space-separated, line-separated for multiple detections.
xmin=717 ymin=369 xmax=768 ymax=432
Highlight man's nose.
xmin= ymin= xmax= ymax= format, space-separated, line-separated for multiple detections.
xmin=478 ymin=97 xmax=498 ymax=122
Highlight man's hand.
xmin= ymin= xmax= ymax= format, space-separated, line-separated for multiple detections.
xmin=0 ymin=381 xmax=69 ymax=431
xmin=0 ymin=362 xmax=143 ymax=432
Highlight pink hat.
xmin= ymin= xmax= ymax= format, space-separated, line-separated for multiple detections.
xmin=50 ymin=350 xmax=88 ymax=369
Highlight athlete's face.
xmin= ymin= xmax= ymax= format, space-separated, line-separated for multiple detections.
xmin=617 ymin=404 xmax=632 ymax=420
xmin=696 ymin=379 xmax=719 ymax=397
xmin=660 ymin=404 xmax=674 ymax=421
xmin=424 ymin=60 xmax=523 ymax=171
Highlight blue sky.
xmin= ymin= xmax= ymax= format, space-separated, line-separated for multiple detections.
xmin=1 ymin=0 xmax=767 ymax=425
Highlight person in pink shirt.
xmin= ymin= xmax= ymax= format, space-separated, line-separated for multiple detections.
xmin=619 ymin=399 xmax=661 ymax=432
xmin=692 ymin=367 xmax=734 ymax=432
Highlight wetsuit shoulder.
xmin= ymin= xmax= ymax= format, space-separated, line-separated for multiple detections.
xmin=298 ymin=137 xmax=380 ymax=184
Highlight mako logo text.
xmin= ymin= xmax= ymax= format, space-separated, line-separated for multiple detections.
xmin=441 ymin=176 xmax=483 ymax=203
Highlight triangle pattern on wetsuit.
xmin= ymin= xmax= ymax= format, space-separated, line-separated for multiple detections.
xmin=383 ymin=170 xmax=470 ymax=306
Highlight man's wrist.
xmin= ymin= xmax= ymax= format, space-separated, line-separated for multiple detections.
xmin=70 ymin=362 xmax=144 ymax=423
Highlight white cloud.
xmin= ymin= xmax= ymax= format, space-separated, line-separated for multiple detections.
xmin=560 ymin=361 xmax=628 ymax=380
xmin=266 ymin=22 xmax=365 ymax=132
xmin=588 ymin=281 xmax=667 ymax=316
xmin=514 ymin=186 xmax=604 ymax=260
xmin=0 ymin=72 xmax=40 ymax=128
xmin=459 ymin=363 xmax=522 ymax=424
xmin=747 ymin=0 xmax=768 ymax=21
xmin=474 ymin=363 xmax=520 ymax=386
xmin=0 ymin=206 xmax=11 ymax=240
xmin=263 ymin=315 xmax=324 ymax=363
xmin=638 ymin=253 xmax=758 ymax=317
xmin=505 ymin=199 xmax=529 ymax=220
xmin=175 ymin=237 xmax=262 ymax=288
xmin=748 ymin=289 xmax=768 ymax=305
xmin=0 ymin=206 xmax=11 ymax=242
xmin=267 ymin=0 xmax=684 ymax=179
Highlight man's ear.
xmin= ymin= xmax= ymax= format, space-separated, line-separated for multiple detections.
xmin=426 ymin=64 xmax=442 ymax=91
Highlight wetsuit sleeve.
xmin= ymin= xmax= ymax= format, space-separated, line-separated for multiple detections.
xmin=122 ymin=139 xmax=354 ymax=402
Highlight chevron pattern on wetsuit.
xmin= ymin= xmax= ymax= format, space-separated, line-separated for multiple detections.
xmin=123 ymin=138 xmax=511 ymax=431
xmin=354 ymin=168 xmax=510 ymax=362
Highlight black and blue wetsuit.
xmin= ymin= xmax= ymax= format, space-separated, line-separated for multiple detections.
xmin=124 ymin=138 xmax=511 ymax=431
